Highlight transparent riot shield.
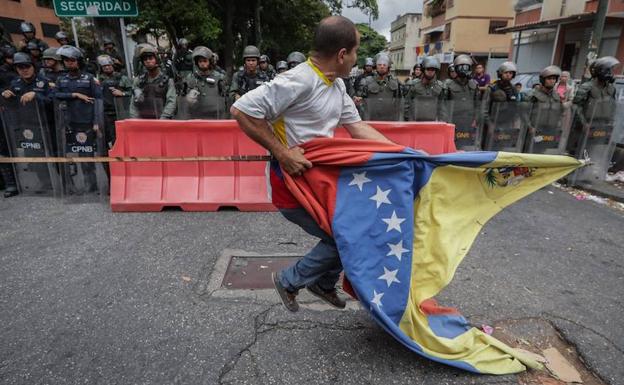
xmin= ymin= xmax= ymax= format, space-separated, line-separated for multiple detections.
xmin=362 ymin=96 xmax=401 ymax=121
xmin=407 ymin=95 xmax=441 ymax=122
xmin=55 ymin=99 xmax=109 ymax=201
xmin=569 ymin=99 xmax=623 ymax=187
xmin=445 ymin=99 xmax=481 ymax=151
xmin=175 ymin=93 xmax=228 ymax=120
xmin=484 ymin=101 xmax=527 ymax=152
xmin=113 ymin=95 xmax=132 ymax=120
xmin=0 ymin=98 xmax=61 ymax=196
xmin=131 ymin=97 xmax=165 ymax=120
xmin=525 ymin=100 xmax=569 ymax=155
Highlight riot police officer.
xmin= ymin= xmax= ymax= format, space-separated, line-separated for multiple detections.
xmin=129 ymin=45 xmax=177 ymax=119
xmin=39 ymin=48 xmax=65 ymax=85
xmin=481 ymin=61 xmax=523 ymax=151
xmin=525 ymin=65 xmax=565 ymax=154
xmin=259 ymin=54 xmax=276 ymax=80
xmin=286 ymin=51 xmax=306 ymax=69
xmin=158 ymin=47 xmax=176 ymax=80
xmin=18 ymin=22 xmax=48 ymax=53
xmin=101 ymin=37 xmax=124 ymax=72
xmin=442 ymin=54 xmax=480 ymax=149
xmin=55 ymin=31 xmax=70 ymax=46
xmin=571 ymin=56 xmax=620 ymax=181
xmin=229 ymin=45 xmax=269 ymax=101
xmin=54 ymin=45 xmax=104 ymax=193
xmin=1 ymin=53 xmax=54 ymax=196
xmin=405 ymin=56 xmax=445 ymax=121
xmin=180 ymin=46 xmax=227 ymax=119
xmin=26 ymin=41 xmax=43 ymax=70
xmin=356 ymin=53 xmax=401 ymax=121
xmin=353 ymin=57 xmax=375 ymax=97
xmin=0 ymin=47 xmax=17 ymax=90
xmin=97 ymin=54 xmax=131 ymax=147
xmin=276 ymin=60 xmax=288 ymax=74
xmin=174 ymin=38 xmax=194 ymax=81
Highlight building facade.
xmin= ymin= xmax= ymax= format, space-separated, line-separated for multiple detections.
xmin=389 ymin=13 xmax=422 ymax=78
xmin=1 ymin=0 xmax=62 ymax=48
xmin=418 ymin=0 xmax=515 ymax=78
xmin=501 ymin=0 xmax=624 ymax=78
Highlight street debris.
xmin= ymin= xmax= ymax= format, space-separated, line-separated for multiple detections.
xmin=552 ymin=183 xmax=624 ymax=212
xmin=542 ymin=347 xmax=583 ymax=383
xmin=181 ymin=275 xmax=192 ymax=282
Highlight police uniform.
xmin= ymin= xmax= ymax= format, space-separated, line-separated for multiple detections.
xmin=228 ymin=70 xmax=269 ymax=100
xmin=182 ymin=69 xmax=227 ymax=119
xmin=443 ymin=78 xmax=479 ymax=147
xmin=572 ymin=79 xmax=616 ymax=146
xmin=129 ymin=71 xmax=177 ymax=119
xmin=39 ymin=67 xmax=66 ymax=85
xmin=481 ymin=80 xmax=522 ymax=151
xmin=174 ymin=49 xmax=194 ymax=80
xmin=405 ymin=78 xmax=445 ymax=121
xmin=98 ymin=71 xmax=132 ymax=146
xmin=358 ymin=73 xmax=401 ymax=121
xmin=55 ymin=71 xmax=103 ymax=191
xmin=525 ymin=85 xmax=564 ymax=154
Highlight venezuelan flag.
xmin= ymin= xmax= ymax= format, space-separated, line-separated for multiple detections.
xmin=282 ymin=138 xmax=583 ymax=375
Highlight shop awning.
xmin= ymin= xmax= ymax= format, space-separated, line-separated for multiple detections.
xmin=423 ymin=24 xmax=445 ymax=34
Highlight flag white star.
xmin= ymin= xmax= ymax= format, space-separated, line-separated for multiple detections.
xmin=348 ymin=172 xmax=371 ymax=191
xmin=387 ymin=240 xmax=409 ymax=261
xmin=378 ymin=266 xmax=401 ymax=287
xmin=369 ymin=186 xmax=391 ymax=208
xmin=371 ymin=290 xmax=384 ymax=309
xmin=382 ymin=210 xmax=405 ymax=233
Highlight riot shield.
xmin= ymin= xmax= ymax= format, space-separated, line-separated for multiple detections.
xmin=524 ymin=100 xmax=568 ymax=155
xmin=175 ymin=93 xmax=228 ymax=120
xmin=569 ymin=100 xmax=623 ymax=187
xmin=484 ymin=101 xmax=527 ymax=152
xmin=113 ymin=95 xmax=131 ymax=120
xmin=445 ymin=99 xmax=481 ymax=151
xmin=362 ymin=96 xmax=401 ymax=121
xmin=407 ymin=95 xmax=440 ymax=122
xmin=0 ymin=98 xmax=61 ymax=196
xmin=55 ymin=99 xmax=109 ymax=201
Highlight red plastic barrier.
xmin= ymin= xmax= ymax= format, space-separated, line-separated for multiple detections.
xmin=109 ymin=120 xmax=456 ymax=212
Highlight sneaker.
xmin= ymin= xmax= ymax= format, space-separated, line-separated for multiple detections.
xmin=306 ymin=283 xmax=346 ymax=309
xmin=272 ymin=272 xmax=299 ymax=312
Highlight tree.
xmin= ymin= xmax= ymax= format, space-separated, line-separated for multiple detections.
xmin=324 ymin=0 xmax=379 ymax=20
xmin=355 ymin=23 xmax=387 ymax=67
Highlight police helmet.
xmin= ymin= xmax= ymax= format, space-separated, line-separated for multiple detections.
xmin=242 ymin=45 xmax=261 ymax=60
xmin=364 ymin=57 xmax=374 ymax=67
xmin=13 ymin=52 xmax=33 ymax=66
xmin=497 ymin=61 xmax=518 ymax=79
xmin=102 ymin=37 xmax=114 ymax=46
xmin=421 ymin=56 xmax=441 ymax=71
xmin=20 ymin=22 xmax=35 ymax=34
xmin=27 ymin=41 xmax=41 ymax=51
xmin=178 ymin=38 xmax=189 ymax=47
xmin=1 ymin=46 xmax=17 ymax=60
xmin=453 ymin=54 xmax=473 ymax=78
xmin=374 ymin=53 xmax=391 ymax=67
xmin=539 ymin=65 xmax=562 ymax=85
xmin=259 ymin=54 xmax=269 ymax=63
xmin=276 ymin=60 xmax=288 ymax=71
xmin=286 ymin=51 xmax=306 ymax=68
xmin=42 ymin=47 xmax=60 ymax=61
xmin=138 ymin=45 xmax=159 ymax=61
xmin=591 ymin=56 xmax=620 ymax=83
xmin=57 ymin=45 xmax=83 ymax=61
xmin=192 ymin=46 xmax=214 ymax=64
xmin=96 ymin=54 xmax=114 ymax=67
xmin=55 ymin=31 xmax=68 ymax=41
xmin=447 ymin=64 xmax=456 ymax=76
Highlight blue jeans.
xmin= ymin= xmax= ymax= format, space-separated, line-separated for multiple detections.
xmin=278 ymin=208 xmax=342 ymax=292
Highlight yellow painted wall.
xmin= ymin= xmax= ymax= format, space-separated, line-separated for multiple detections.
xmin=449 ymin=19 xmax=512 ymax=54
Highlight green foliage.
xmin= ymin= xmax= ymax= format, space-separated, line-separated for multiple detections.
xmin=132 ymin=0 xmax=221 ymax=47
xmin=355 ymin=23 xmax=386 ymax=67
xmin=325 ymin=0 xmax=379 ymax=20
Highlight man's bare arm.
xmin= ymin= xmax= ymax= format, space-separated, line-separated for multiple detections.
xmin=230 ymin=106 xmax=312 ymax=176
xmin=343 ymin=120 xmax=394 ymax=144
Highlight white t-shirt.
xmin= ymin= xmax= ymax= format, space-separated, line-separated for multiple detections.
xmin=233 ymin=60 xmax=361 ymax=147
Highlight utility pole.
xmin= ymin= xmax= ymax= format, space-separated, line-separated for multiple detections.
xmin=587 ymin=0 xmax=609 ymax=61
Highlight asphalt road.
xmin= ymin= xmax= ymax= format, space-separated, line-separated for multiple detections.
xmin=0 ymin=186 xmax=622 ymax=385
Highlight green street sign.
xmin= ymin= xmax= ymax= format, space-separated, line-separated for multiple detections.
xmin=53 ymin=0 xmax=138 ymax=17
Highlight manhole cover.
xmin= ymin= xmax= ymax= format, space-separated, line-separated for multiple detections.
xmin=222 ymin=255 xmax=301 ymax=289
